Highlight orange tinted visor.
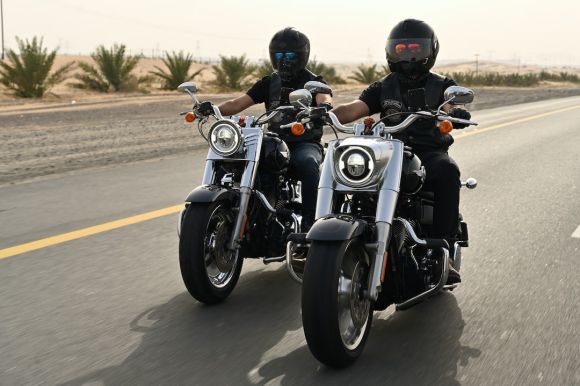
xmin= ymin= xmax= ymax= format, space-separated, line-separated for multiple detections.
xmin=387 ymin=38 xmax=432 ymax=63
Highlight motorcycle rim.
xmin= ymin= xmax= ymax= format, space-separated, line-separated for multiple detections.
xmin=337 ymin=241 xmax=371 ymax=350
xmin=203 ymin=204 xmax=239 ymax=289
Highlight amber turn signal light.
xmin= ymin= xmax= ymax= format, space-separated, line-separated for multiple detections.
xmin=184 ymin=112 xmax=196 ymax=123
xmin=439 ymin=119 xmax=453 ymax=134
xmin=291 ymin=122 xmax=305 ymax=136
xmin=363 ymin=117 xmax=375 ymax=127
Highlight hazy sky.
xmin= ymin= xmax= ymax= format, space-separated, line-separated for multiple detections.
xmin=2 ymin=0 xmax=579 ymax=66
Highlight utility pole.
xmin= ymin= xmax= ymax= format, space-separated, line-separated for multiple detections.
xmin=474 ymin=53 xmax=480 ymax=76
xmin=1 ymin=0 xmax=5 ymax=60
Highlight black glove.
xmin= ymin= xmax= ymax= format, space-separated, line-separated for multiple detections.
xmin=448 ymin=108 xmax=471 ymax=129
xmin=195 ymin=101 xmax=214 ymax=118
xmin=318 ymin=102 xmax=333 ymax=112
xmin=308 ymin=106 xmax=328 ymax=127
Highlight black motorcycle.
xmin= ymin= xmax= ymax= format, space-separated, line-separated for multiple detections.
xmin=176 ymin=81 xmax=327 ymax=304
xmin=297 ymin=85 xmax=478 ymax=367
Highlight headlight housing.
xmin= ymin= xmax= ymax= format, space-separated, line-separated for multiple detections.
xmin=209 ymin=122 xmax=242 ymax=157
xmin=336 ymin=146 xmax=375 ymax=186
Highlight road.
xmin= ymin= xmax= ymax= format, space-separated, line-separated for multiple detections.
xmin=1 ymin=96 xmax=580 ymax=385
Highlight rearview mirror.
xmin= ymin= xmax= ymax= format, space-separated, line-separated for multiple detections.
xmin=177 ymin=82 xmax=198 ymax=94
xmin=444 ymin=86 xmax=474 ymax=105
xmin=304 ymin=81 xmax=332 ymax=95
xmin=289 ymin=89 xmax=313 ymax=108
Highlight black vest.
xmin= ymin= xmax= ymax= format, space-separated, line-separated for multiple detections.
xmin=379 ymin=72 xmax=453 ymax=151
xmin=266 ymin=70 xmax=323 ymax=143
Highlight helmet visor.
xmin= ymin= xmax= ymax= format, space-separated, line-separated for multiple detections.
xmin=274 ymin=52 xmax=297 ymax=61
xmin=386 ymin=38 xmax=433 ymax=63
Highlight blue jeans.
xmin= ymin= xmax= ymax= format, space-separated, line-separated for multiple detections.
xmin=288 ymin=142 xmax=323 ymax=230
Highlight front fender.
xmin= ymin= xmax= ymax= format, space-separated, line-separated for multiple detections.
xmin=185 ymin=185 xmax=237 ymax=204
xmin=306 ymin=215 xmax=366 ymax=241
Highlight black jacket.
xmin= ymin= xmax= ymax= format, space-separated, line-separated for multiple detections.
xmin=359 ymin=72 xmax=456 ymax=151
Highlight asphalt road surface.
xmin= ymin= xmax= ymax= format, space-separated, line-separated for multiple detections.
xmin=1 ymin=96 xmax=580 ymax=385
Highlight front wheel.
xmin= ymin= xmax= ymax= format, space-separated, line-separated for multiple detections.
xmin=301 ymin=239 xmax=373 ymax=367
xmin=179 ymin=202 xmax=243 ymax=304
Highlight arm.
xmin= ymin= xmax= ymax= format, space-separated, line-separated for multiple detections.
xmin=217 ymin=94 xmax=255 ymax=116
xmin=331 ymin=100 xmax=370 ymax=124
xmin=315 ymin=93 xmax=332 ymax=107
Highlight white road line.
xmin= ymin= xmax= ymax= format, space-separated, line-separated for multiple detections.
xmin=572 ymin=225 xmax=580 ymax=238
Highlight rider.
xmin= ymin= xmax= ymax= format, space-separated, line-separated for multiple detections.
xmin=215 ymin=27 xmax=333 ymax=231
xmin=331 ymin=19 xmax=471 ymax=283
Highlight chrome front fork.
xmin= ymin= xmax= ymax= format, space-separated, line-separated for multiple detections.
xmin=368 ymin=141 xmax=403 ymax=301
xmin=228 ymin=159 xmax=258 ymax=251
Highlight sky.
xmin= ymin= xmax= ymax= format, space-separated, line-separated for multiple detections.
xmin=2 ymin=0 xmax=579 ymax=67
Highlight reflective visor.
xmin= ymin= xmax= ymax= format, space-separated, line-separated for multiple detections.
xmin=274 ymin=52 xmax=297 ymax=60
xmin=386 ymin=38 xmax=432 ymax=63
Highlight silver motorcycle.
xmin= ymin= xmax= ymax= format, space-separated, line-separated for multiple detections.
xmin=297 ymin=84 xmax=478 ymax=367
xmin=176 ymin=81 xmax=327 ymax=304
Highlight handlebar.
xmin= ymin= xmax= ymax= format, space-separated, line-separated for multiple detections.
xmin=190 ymin=100 xmax=477 ymax=136
xmin=326 ymin=110 xmax=477 ymax=135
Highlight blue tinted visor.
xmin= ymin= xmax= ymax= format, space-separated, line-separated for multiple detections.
xmin=274 ymin=52 xmax=297 ymax=60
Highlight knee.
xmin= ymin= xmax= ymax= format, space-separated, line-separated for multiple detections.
xmin=291 ymin=150 xmax=320 ymax=174
xmin=432 ymin=158 xmax=460 ymax=181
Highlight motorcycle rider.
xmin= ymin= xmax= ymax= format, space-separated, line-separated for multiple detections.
xmin=214 ymin=27 xmax=333 ymax=231
xmin=331 ymin=19 xmax=470 ymax=283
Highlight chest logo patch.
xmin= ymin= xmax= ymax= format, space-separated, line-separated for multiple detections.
xmin=380 ymin=99 xmax=404 ymax=122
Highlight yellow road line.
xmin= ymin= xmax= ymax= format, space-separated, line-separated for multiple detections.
xmin=454 ymin=104 xmax=580 ymax=140
xmin=0 ymin=205 xmax=183 ymax=260
xmin=1 ymin=103 xmax=579 ymax=260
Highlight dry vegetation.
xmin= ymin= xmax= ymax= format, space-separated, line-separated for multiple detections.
xmin=1 ymin=52 xmax=579 ymax=105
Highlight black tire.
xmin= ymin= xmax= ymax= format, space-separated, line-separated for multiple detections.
xmin=179 ymin=202 xmax=243 ymax=304
xmin=302 ymin=239 xmax=373 ymax=367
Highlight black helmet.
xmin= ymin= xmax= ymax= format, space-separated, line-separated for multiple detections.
xmin=269 ymin=27 xmax=310 ymax=82
xmin=385 ymin=19 xmax=439 ymax=80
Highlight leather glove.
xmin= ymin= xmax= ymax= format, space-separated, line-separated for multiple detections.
xmin=448 ymin=108 xmax=471 ymax=129
xmin=318 ymin=102 xmax=333 ymax=112
xmin=194 ymin=101 xmax=214 ymax=118
xmin=307 ymin=106 xmax=328 ymax=127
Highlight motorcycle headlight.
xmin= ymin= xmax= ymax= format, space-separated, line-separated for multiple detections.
xmin=337 ymin=146 xmax=375 ymax=186
xmin=209 ymin=122 xmax=242 ymax=157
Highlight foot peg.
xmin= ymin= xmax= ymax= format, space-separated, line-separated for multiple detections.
xmin=286 ymin=233 xmax=308 ymax=284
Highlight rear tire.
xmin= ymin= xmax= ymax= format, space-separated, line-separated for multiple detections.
xmin=179 ymin=202 xmax=243 ymax=304
xmin=302 ymin=239 xmax=373 ymax=367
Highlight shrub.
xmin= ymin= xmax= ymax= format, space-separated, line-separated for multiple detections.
xmin=211 ymin=55 xmax=257 ymax=91
xmin=538 ymin=70 xmax=579 ymax=83
xmin=349 ymin=64 xmax=390 ymax=84
xmin=150 ymin=51 xmax=203 ymax=90
xmin=255 ymin=60 xmax=274 ymax=79
xmin=0 ymin=37 xmax=75 ymax=98
xmin=75 ymin=44 xmax=147 ymax=92
xmin=307 ymin=58 xmax=345 ymax=84
xmin=446 ymin=72 xmax=540 ymax=87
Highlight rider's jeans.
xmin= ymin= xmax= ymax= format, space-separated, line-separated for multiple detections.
xmin=288 ymin=142 xmax=323 ymax=230
xmin=417 ymin=150 xmax=461 ymax=239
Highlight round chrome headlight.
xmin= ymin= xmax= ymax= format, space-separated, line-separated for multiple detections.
xmin=209 ymin=122 xmax=242 ymax=156
xmin=337 ymin=146 xmax=374 ymax=186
